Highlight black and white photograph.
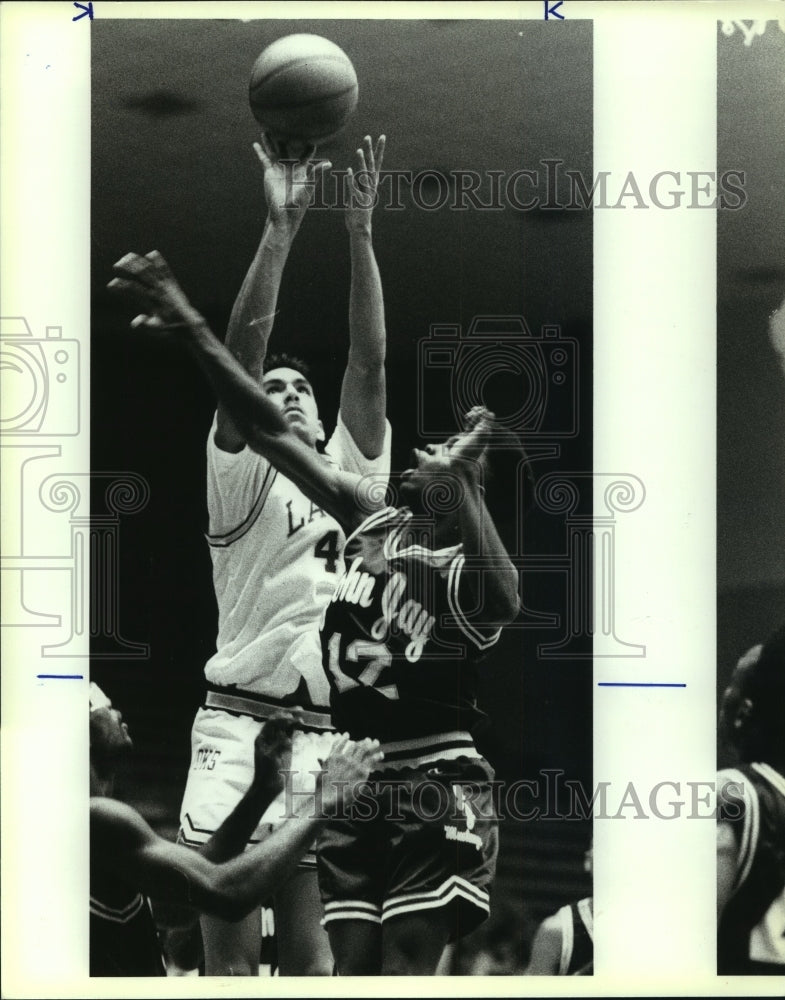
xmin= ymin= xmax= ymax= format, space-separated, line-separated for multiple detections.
xmin=0 ymin=1 xmax=783 ymax=996
xmin=88 ymin=15 xmax=593 ymax=979
xmin=715 ymin=16 xmax=785 ymax=979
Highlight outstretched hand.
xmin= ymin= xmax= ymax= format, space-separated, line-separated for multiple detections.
xmin=108 ymin=251 xmax=203 ymax=333
xmin=447 ymin=406 xmax=496 ymax=469
xmin=345 ymin=134 xmax=386 ymax=234
xmin=318 ymin=735 xmax=383 ymax=815
xmin=253 ymin=132 xmax=331 ymax=235
xmin=251 ymin=709 xmax=303 ymax=795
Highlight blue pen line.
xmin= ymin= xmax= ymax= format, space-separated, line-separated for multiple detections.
xmin=598 ymin=682 xmax=686 ymax=688
xmin=37 ymin=674 xmax=84 ymax=680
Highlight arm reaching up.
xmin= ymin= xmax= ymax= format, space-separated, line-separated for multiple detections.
xmin=91 ymin=737 xmax=383 ymax=923
xmin=108 ymin=250 xmax=373 ymax=533
xmin=448 ymin=409 xmax=520 ymax=625
xmin=340 ymin=135 xmax=388 ymax=459
xmin=217 ymin=137 xmax=331 ymax=452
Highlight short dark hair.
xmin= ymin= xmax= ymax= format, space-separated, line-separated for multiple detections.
xmin=740 ymin=623 xmax=785 ymax=766
xmin=263 ymin=352 xmax=312 ymax=381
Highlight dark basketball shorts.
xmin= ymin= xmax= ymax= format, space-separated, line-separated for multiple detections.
xmin=316 ymin=757 xmax=498 ymax=940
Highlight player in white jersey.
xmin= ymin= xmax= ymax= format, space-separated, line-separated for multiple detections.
xmin=110 ymin=249 xmax=523 ymax=974
xmin=177 ymin=134 xmax=390 ymax=975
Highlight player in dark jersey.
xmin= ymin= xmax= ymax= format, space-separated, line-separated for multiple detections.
xmin=717 ymin=624 xmax=785 ymax=975
xmin=108 ymin=249 xmax=528 ymax=974
xmin=525 ymin=843 xmax=593 ymax=975
xmin=89 ymin=681 xmax=381 ymax=976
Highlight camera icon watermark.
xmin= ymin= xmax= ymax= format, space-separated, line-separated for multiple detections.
xmin=0 ymin=317 xmax=80 ymax=436
xmin=416 ymin=315 xmax=578 ymax=441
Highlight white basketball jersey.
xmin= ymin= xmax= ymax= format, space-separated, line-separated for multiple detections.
xmin=203 ymin=412 xmax=391 ymax=708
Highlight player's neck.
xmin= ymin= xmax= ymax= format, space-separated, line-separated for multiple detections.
xmin=433 ymin=511 xmax=461 ymax=549
xmin=89 ymin=761 xmax=115 ymax=798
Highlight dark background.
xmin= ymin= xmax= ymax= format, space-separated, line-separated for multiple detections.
xmin=90 ymin=17 xmax=594 ymax=961
xmin=717 ymin=22 xmax=785 ymax=764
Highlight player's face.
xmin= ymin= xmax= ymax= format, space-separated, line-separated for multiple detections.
xmin=718 ymin=644 xmax=761 ymax=742
xmin=90 ymin=699 xmax=134 ymax=755
xmin=400 ymin=433 xmax=483 ymax=503
xmin=262 ymin=367 xmax=324 ymax=448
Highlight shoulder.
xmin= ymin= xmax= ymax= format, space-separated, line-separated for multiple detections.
xmin=717 ymin=766 xmax=755 ymax=821
xmin=326 ymin=412 xmax=392 ymax=475
xmin=527 ymin=910 xmax=565 ymax=972
xmin=90 ymin=797 xmax=156 ymax=851
xmin=540 ymin=909 xmax=566 ymax=938
xmin=346 ymin=505 xmax=405 ymax=548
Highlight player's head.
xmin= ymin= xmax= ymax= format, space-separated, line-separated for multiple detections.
xmin=90 ymin=682 xmax=133 ymax=783
xmin=400 ymin=422 xmax=532 ymax=554
xmin=262 ymin=353 xmax=325 ymax=449
xmin=584 ymin=839 xmax=593 ymax=876
xmin=719 ymin=624 xmax=785 ymax=768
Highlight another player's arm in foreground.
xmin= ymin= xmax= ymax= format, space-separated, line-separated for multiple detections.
xmin=109 ymin=252 xmax=371 ymax=535
xmin=216 ymin=138 xmax=330 ymax=452
xmin=91 ymin=737 xmax=381 ymax=923
xmin=717 ymin=820 xmax=739 ymax=917
xmin=339 ymin=134 xmax=388 ymax=459
xmin=449 ymin=411 xmax=520 ymax=624
xmin=524 ymin=912 xmax=563 ymax=975
xmin=199 ymin=711 xmax=298 ymax=864
xmin=716 ymin=771 xmax=748 ymax=917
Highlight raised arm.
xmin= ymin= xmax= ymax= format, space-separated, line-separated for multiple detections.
xmin=216 ymin=137 xmax=330 ymax=452
xmin=339 ymin=135 xmax=388 ymax=459
xmin=91 ymin=737 xmax=382 ymax=923
xmin=449 ymin=412 xmax=520 ymax=624
xmin=199 ymin=711 xmax=297 ymax=864
xmin=109 ymin=251 xmax=373 ymax=534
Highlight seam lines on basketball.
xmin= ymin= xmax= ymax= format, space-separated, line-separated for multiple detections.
xmin=251 ymin=51 xmax=353 ymax=85
xmin=250 ymin=82 xmax=358 ymax=112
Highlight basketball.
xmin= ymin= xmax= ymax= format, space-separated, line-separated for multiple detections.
xmin=249 ymin=34 xmax=358 ymax=144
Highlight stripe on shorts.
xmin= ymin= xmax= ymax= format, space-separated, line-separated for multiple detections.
xmin=203 ymin=689 xmax=332 ymax=730
xmin=321 ymin=899 xmax=383 ymax=925
xmin=377 ymin=731 xmax=480 ymax=771
xmin=90 ymin=893 xmax=145 ymax=924
xmin=178 ymin=812 xmax=266 ymax=848
xmin=381 ymin=875 xmax=489 ymax=922
xmin=179 ymin=816 xmax=316 ymax=869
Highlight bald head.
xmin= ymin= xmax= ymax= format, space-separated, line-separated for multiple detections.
xmin=720 ymin=626 xmax=785 ymax=769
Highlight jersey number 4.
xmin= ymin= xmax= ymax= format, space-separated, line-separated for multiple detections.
xmin=314 ymin=531 xmax=340 ymax=573
xmin=327 ymin=632 xmax=399 ymax=700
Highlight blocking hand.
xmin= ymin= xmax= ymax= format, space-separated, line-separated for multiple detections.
xmin=108 ymin=250 xmax=204 ymax=333
xmin=447 ymin=407 xmax=495 ymax=469
xmin=319 ymin=735 xmax=383 ymax=814
xmin=252 ymin=709 xmax=303 ymax=795
xmin=345 ymin=134 xmax=386 ymax=234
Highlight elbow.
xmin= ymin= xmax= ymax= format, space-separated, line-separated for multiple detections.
xmin=489 ymin=570 xmax=521 ymax=625
xmin=206 ymin=876 xmax=264 ymax=923
xmin=491 ymin=594 xmax=520 ymax=627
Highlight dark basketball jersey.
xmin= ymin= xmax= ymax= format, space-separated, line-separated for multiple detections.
xmin=319 ymin=507 xmax=502 ymax=747
xmin=718 ymin=762 xmax=785 ymax=975
xmin=90 ymin=876 xmax=166 ymax=976
xmin=557 ymin=897 xmax=593 ymax=975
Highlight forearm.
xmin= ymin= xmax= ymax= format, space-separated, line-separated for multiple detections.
xmin=200 ymin=778 xmax=279 ymax=864
xmin=183 ymin=317 xmax=358 ymax=526
xmin=456 ymin=472 xmax=519 ymax=621
xmin=340 ymin=228 xmax=387 ymax=458
xmin=208 ymin=805 xmax=322 ymax=919
xmin=224 ymin=220 xmax=297 ymax=380
xmin=186 ymin=317 xmax=288 ymax=437
xmin=348 ymin=229 xmax=386 ymax=371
